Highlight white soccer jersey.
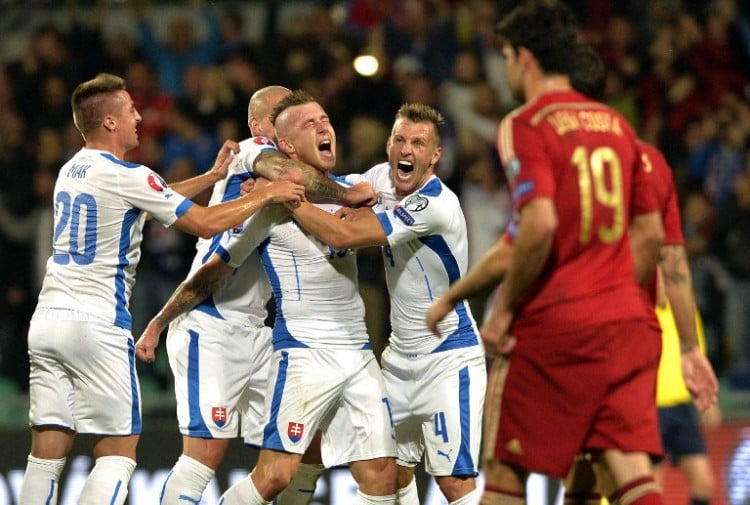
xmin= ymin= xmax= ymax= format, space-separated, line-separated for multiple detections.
xmin=361 ymin=162 xmax=481 ymax=355
xmin=219 ymin=200 xmax=370 ymax=350
xmin=179 ymin=136 xmax=277 ymax=327
xmin=34 ymin=148 xmax=191 ymax=330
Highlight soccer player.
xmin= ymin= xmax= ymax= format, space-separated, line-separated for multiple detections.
xmin=19 ymin=73 xmax=305 ymax=505
xmin=213 ymin=90 xmax=398 ymax=504
xmin=135 ymin=85 xmax=375 ymax=504
xmin=286 ymin=103 xmax=485 ymax=504
xmin=473 ymin=1 xmax=668 ymax=503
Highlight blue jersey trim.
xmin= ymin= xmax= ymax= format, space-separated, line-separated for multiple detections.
xmin=128 ymin=338 xmax=142 ymax=434
xmin=262 ymin=351 xmax=290 ymax=451
xmin=420 ymin=178 xmax=443 ymax=197
xmin=175 ymin=199 xmax=193 ymax=218
xmin=187 ymin=330 xmax=211 ymax=437
xmin=419 ymin=235 xmax=479 ymax=352
xmin=100 ymin=152 xmax=141 ymax=168
xmin=194 ymin=295 xmax=225 ymax=319
xmin=452 ymin=365 xmax=478 ymax=476
xmin=259 ymin=240 xmax=309 ymax=351
xmin=114 ymin=208 xmax=141 ymax=330
xmin=376 ymin=212 xmax=393 ymax=236
xmin=215 ymin=245 xmax=231 ymax=264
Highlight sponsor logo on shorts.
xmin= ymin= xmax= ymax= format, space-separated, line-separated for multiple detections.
xmin=287 ymin=421 xmax=305 ymax=443
xmin=212 ymin=407 xmax=227 ymax=427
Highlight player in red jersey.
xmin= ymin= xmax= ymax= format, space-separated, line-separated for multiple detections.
xmin=474 ymin=1 xmax=667 ymax=504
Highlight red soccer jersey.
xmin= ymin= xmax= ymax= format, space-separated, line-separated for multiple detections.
xmin=497 ymin=90 xmax=658 ymax=335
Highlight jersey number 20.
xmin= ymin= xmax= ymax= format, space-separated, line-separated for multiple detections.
xmin=53 ymin=191 xmax=98 ymax=265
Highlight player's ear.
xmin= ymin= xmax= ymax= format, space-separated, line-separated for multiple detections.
xmin=277 ymin=137 xmax=295 ymax=156
xmin=430 ymin=146 xmax=442 ymax=167
xmin=385 ymin=136 xmax=392 ymax=155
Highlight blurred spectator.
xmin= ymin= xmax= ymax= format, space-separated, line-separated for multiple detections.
xmin=712 ymin=166 xmax=750 ymax=387
xmin=133 ymin=0 xmax=221 ymax=96
xmin=161 ymin=102 xmax=220 ymax=176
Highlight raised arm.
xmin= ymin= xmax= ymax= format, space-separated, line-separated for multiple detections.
xmin=135 ymin=254 xmax=233 ymax=363
xmin=168 ymin=140 xmax=237 ymax=199
xmin=253 ymin=150 xmax=376 ymax=207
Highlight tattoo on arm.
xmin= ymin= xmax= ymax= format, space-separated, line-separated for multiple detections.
xmin=255 ymin=151 xmax=347 ymax=202
xmin=660 ymin=246 xmax=689 ymax=285
xmin=157 ymin=275 xmax=223 ymax=327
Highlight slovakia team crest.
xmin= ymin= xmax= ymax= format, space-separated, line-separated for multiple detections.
xmin=287 ymin=421 xmax=305 ymax=443
xmin=212 ymin=407 xmax=227 ymax=427
xmin=147 ymin=173 xmax=168 ymax=192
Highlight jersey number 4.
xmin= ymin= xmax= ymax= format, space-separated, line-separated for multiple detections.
xmin=53 ymin=191 xmax=98 ymax=265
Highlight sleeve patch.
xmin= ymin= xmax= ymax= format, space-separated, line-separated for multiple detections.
xmin=403 ymin=194 xmax=428 ymax=212
xmin=394 ymin=206 xmax=415 ymax=226
xmin=513 ymin=181 xmax=534 ymax=200
xmin=147 ymin=172 xmax=168 ymax=192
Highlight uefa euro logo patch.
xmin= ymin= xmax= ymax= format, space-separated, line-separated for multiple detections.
xmin=147 ymin=172 xmax=168 ymax=192
xmin=287 ymin=421 xmax=305 ymax=443
xmin=212 ymin=407 xmax=227 ymax=427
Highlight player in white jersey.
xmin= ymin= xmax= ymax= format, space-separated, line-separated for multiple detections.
xmin=134 ymin=86 xmax=375 ymax=505
xmin=20 ymin=73 xmax=305 ymax=505
xmin=287 ymin=103 xmax=486 ymax=504
xmin=218 ymin=90 xmax=398 ymax=505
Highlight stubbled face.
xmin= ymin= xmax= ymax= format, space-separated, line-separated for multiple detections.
xmin=387 ymin=118 xmax=441 ymax=196
xmin=112 ymin=89 xmax=142 ymax=151
xmin=275 ymin=101 xmax=336 ymax=172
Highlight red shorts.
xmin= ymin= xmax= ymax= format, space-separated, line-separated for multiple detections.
xmin=483 ymin=318 xmax=663 ymax=479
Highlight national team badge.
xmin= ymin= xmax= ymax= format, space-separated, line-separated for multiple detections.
xmin=147 ymin=173 xmax=168 ymax=192
xmin=404 ymin=194 xmax=428 ymax=212
xmin=287 ymin=421 xmax=305 ymax=443
xmin=212 ymin=407 xmax=227 ymax=427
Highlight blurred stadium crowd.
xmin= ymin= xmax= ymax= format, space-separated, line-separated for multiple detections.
xmin=1 ymin=0 xmax=750 ymax=400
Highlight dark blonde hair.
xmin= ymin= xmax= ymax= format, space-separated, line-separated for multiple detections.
xmin=71 ymin=73 xmax=126 ymax=138
xmin=270 ymin=89 xmax=316 ymax=125
xmin=394 ymin=103 xmax=445 ymax=146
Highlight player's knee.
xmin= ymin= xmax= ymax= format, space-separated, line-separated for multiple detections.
xmin=436 ymin=475 xmax=476 ymax=502
xmin=184 ymin=439 xmax=230 ymax=470
xmin=351 ymin=457 xmax=397 ymax=495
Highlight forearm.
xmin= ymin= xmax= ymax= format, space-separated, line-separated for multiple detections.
xmin=253 ymin=151 xmax=348 ymax=202
xmin=497 ymin=202 xmax=555 ymax=312
xmin=662 ymin=244 xmax=700 ymax=352
xmin=151 ymin=261 xmax=228 ymax=332
xmin=630 ymin=212 xmax=665 ymax=285
xmin=170 ymin=170 xmax=221 ymax=200
xmin=443 ymin=239 xmax=510 ymax=304
xmin=291 ymin=202 xmax=384 ymax=249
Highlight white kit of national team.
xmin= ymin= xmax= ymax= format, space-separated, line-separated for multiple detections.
xmin=29 ymin=148 xmax=194 ymax=435
xmin=167 ymin=135 xmax=278 ymax=446
xmin=216 ymin=178 xmax=398 ymax=466
xmin=352 ymin=163 xmax=486 ymax=479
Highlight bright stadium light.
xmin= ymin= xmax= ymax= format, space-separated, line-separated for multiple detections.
xmin=353 ymin=55 xmax=379 ymax=77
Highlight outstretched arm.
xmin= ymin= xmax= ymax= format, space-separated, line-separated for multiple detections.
xmin=135 ymin=255 xmax=233 ymax=363
xmin=253 ymin=150 xmax=377 ymax=207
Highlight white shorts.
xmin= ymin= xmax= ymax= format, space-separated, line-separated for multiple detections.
xmin=381 ymin=346 xmax=486 ymax=477
xmin=262 ymin=348 xmax=397 ymax=467
xmin=167 ymin=313 xmax=272 ymax=443
xmin=28 ymin=309 xmax=141 ymax=435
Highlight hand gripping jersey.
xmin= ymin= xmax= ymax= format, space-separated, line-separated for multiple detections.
xmin=357 ymin=163 xmax=481 ymax=355
xmin=176 ymin=136 xmax=278 ymax=328
xmin=35 ymin=148 xmax=192 ymax=330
